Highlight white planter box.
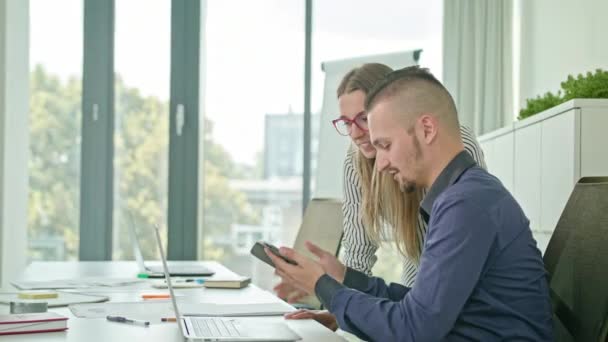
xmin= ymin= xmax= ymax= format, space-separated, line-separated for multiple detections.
xmin=478 ymin=99 xmax=608 ymax=253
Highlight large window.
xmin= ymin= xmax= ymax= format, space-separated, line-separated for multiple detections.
xmin=28 ymin=0 xmax=83 ymax=261
xmin=112 ymin=0 xmax=170 ymax=260
xmin=199 ymin=0 xmax=305 ymax=289
xmin=27 ymin=0 xmax=443 ymax=287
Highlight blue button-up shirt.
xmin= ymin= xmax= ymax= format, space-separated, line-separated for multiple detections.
xmin=315 ymin=151 xmax=553 ymax=341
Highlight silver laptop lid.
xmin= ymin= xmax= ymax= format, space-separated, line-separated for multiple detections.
xmin=153 ymin=224 xmax=185 ymax=336
xmin=127 ymin=212 xmax=147 ymax=273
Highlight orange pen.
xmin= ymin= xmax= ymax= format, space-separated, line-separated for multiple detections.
xmin=141 ymin=293 xmax=170 ymax=300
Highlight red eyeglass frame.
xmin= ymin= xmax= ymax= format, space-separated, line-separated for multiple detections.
xmin=331 ymin=111 xmax=368 ymax=136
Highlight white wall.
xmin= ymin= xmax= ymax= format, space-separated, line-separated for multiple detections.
xmin=0 ymin=0 xmax=28 ymax=288
xmin=519 ymin=0 xmax=608 ymax=107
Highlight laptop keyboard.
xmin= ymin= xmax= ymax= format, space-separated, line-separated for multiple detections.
xmin=193 ymin=318 xmax=241 ymax=337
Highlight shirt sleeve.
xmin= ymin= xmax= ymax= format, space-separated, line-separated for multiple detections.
xmin=460 ymin=125 xmax=487 ymax=170
xmin=322 ymin=194 xmax=498 ymax=341
xmin=316 ymin=267 xmax=411 ymax=306
xmin=340 ymin=148 xmax=378 ymax=276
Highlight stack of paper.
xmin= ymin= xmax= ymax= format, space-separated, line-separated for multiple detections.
xmin=0 ymin=312 xmax=68 ymax=335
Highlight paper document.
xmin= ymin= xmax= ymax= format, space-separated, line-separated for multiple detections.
xmin=70 ymin=301 xmax=174 ymax=319
xmin=11 ymin=277 xmax=145 ymax=290
xmin=70 ymin=300 xmax=295 ymax=320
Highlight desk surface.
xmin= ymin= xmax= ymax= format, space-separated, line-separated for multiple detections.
xmin=0 ymin=261 xmax=344 ymax=341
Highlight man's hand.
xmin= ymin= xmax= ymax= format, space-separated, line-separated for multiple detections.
xmin=304 ymin=241 xmax=346 ymax=283
xmin=267 ymin=242 xmax=347 ymax=295
xmin=265 ymin=246 xmax=325 ymax=295
xmin=284 ymin=309 xmax=338 ymax=331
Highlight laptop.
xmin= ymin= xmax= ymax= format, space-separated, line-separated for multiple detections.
xmin=152 ymin=225 xmax=301 ymax=341
xmin=127 ymin=212 xmax=214 ymax=277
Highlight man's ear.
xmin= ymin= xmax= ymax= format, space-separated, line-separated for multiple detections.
xmin=418 ymin=114 xmax=438 ymax=144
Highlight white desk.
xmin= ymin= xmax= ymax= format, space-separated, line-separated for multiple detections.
xmin=1 ymin=261 xmax=344 ymax=341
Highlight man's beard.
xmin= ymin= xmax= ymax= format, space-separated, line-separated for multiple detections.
xmin=398 ymin=133 xmax=422 ymax=194
xmin=398 ymin=179 xmax=417 ymax=193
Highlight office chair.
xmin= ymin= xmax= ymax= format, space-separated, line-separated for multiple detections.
xmin=543 ymin=177 xmax=608 ymax=342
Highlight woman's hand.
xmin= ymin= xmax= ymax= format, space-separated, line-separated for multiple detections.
xmin=284 ymin=310 xmax=338 ymax=331
xmin=273 ymin=279 xmax=309 ymax=303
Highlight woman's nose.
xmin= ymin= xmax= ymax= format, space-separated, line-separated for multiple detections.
xmin=349 ymin=123 xmax=364 ymax=139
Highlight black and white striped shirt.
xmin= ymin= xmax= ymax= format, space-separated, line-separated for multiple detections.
xmin=340 ymin=125 xmax=487 ymax=287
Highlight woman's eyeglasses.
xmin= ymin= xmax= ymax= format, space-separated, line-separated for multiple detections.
xmin=332 ymin=111 xmax=368 ymax=136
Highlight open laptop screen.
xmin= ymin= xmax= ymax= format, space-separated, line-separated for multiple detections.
xmin=128 ymin=212 xmax=214 ymax=276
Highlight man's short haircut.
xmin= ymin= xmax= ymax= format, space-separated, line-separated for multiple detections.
xmin=365 ymin=66 xmax=460 ymax=131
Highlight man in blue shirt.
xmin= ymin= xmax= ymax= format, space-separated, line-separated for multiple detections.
xmin=267 ymin=66 xmax=553 ymax=341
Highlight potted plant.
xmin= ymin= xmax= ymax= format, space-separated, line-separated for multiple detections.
xmin=519 ymin=69 xmax=608 ymax=120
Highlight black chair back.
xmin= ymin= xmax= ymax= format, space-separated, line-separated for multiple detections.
xmin=543 ymin=177 xmax=608 ymax=342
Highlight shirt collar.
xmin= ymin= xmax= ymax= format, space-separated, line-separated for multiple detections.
xmin=419 ymin=150 xmax=477 ymax=222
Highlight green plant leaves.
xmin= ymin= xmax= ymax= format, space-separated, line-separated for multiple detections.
xmin=518 ymin=91 xmax=563 ymax=121
xmin=519 ymin=69 xmax=608 ymax=120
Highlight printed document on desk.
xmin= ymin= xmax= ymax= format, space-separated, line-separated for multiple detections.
xmin=12 ymin=277 xmax=144 ymax=290
xmin=70 ymin=300 xmax=295 ymax=319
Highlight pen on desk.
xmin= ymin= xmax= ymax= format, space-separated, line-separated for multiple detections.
xmin=161 ymin=317 xmax=177 ymax=322
xmin=142 ymin=293 xmax=171 ymax=299
xmin=174 ymin=278 xmax=205 ymax=284
xmin=106 ymin=315 xmax=150 ymax=327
